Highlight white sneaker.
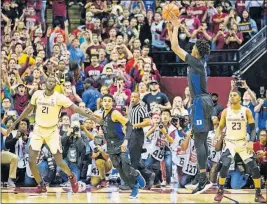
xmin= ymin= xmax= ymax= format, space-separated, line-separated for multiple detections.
xmin=60 ymin=181 xmax=70 ymax=187
xmin=7 ymin=178 xmax=16 ymax=188
xmin=161 ymin=180 xmax=166 ymax=186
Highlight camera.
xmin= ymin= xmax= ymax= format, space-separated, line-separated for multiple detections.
xmin=233 ymin=74 xmax=243 ymax=88
xmin=158 ymin=122 xmax=164 ymax=129
xmin=94 ymin=135 xmax=105 ymax=153
xmin=171 ymin=115 xmax=186 ymax=128
xmin=72 ymin=126 xmax=80 ymax=133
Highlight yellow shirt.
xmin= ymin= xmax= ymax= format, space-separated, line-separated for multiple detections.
xmin=31 ymin=90 xmax=73 ymax=127
xmin=18 ymin=54 xmax=36 ymax=66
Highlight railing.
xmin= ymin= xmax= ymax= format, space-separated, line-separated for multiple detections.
xmin=151 ymin=26 xmax=267 ymax=77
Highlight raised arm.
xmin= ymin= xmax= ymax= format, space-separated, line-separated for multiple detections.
xmin=168 ymin=15 xmax=188 ymax=62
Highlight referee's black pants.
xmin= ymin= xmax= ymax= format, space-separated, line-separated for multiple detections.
xmin=128 ymin=129 xmax=153 ymax=181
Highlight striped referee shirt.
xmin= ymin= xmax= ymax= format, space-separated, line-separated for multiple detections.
xmin=128 ymin=102 xmax=150 ymax=128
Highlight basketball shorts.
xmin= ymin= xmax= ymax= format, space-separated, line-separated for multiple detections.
xmin=29 ymin=125 xmax=62 ymax=154
xmin=223 ymin=138 xmax=253 ymax=162
xmin=191 ymin=95 xmax=213 ymax=133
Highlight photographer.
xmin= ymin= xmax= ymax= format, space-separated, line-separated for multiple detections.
xmin=59 ymin=120 xmax=86 ymax=184
xmin=144 ymin=112 xmax=174 ymax=186
xmin=170 ymin=114 xmax=191 ymax=185
xmin=89 ymin=127 xmax=112 ymax=187
xmin=24 ymin=144 xmax=56 ymax=187
xmin=5 ymin=118 xmax=30 ymax=185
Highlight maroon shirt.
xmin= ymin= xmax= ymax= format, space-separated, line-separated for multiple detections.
xmin=235 ymin=0 xmax=246 ymax=16
xmin=85 ymin=65 xmax=103 ymax=88
xmin=14 ymin=94 xmax=29 ymax=115
xmin=86 ymin=44 xmax=105 ymax=56
xmin=25 ymin=15 xmax=41 ymax=30
xmin=52 ymin=0 xmax=67 ymax=17
xmin=226 ymin=32 xmax=243 ymax=49
xmin=194 ymin=6 xmax=207 ymax=21
xmin=253 ymin=141 xmax=267 ymax=163
xmin=212 ymin=13 xmax=228 ymax=34
xmin=215 ymin=32 xmax=229 ymax=49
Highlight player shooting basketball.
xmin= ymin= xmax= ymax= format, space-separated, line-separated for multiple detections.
xmin=167 ymin=14 xmax=214 ymax=194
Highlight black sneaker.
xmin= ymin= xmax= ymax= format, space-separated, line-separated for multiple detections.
xmin=119 ymin=185 xmax=131 ymax=190
xmin=146 ymin=172 xmax=155 ymax=190
xmin=185 ymin=174 xmax=199 ymax=190
xmin=192 ymin=179 xmax=213 ymax=194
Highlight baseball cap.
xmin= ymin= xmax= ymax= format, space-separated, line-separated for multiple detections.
xmin=149 ymin=79 xmax=159 ymax=85
xmin=83 ymin=78 xmax=94 ymax=84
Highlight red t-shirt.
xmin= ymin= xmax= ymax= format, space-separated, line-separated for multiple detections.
xmin=14 ymin=93 xmax=29 ymax=115
xmin=180 ymin=17 xmax=201 ymax=34
xmin=225 ymin=32 xmax=243 ymax=49
xmin=215 ymin=32 xmax=229 ymax=50
xmin=212 ymin=13 xmax=228 ymax=34
xmin=253 ymin=141 xmax=267 ymax=163
xmin=235 ymin=0 xmax=246 ymax=16
xmin=85 ymin=65 xmax=103 ymax=88
xmin=126 ymin=58 xmax=136 ymax=74
xmin=52 ymin=0 xmax=67 ymax=17
xmin=194 ymin=6 xmax=207 ymax=21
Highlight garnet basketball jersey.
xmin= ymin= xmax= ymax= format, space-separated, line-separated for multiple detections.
xmin=225 ymin=106 xmax=247 ymax=140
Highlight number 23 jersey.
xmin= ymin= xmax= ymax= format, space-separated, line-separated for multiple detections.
xmin=31 ymin=90 xmax=73 ymax=127
xmin=225 ymin=106 xmax=247 ymax=140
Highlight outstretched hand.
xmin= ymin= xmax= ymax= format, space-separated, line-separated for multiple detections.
xmin=170 ymin=13 xmax=181 ymax=28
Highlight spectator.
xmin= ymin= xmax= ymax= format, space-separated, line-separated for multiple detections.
xmin=142 ymin=80 xmax=171 ymax=113
xmin=151 ymin=12 xmax=167 ymax=51
xmin=254 ymin=96 xmax=267 ymax=130
xmin=239 ymin=10 xmax=258 ymax=44
xmin=82 ymin=78 xmax=101 ymax=112
xmin=211 ymin=93 xmax=224 ymax=117
xmin=84 ymin=54 xmax=103 ymax=88
xmin=212 ymin=4 xmax=228 ymax=34
xmin=171 ymin=96 xmax=189 ymax=116
xmin=59 ymin=120 xmax=86 ymax=183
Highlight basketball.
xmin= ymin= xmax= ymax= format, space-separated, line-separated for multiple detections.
xmin=162 ymin=3 xmax=180 ymax=21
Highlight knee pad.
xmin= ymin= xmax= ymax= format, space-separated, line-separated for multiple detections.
xmin=220 ymin=156 xmax=232 ymax=178
xmin=246 ymin=160 xmax=261 ymax=179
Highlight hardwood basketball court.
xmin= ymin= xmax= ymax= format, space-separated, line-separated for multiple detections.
xmin=1 ymin=186 xmax=263 ymax=203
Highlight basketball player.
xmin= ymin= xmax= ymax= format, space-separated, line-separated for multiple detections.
xmin=101 ymin=94 xmax=146 ymax=199
xmin=167 ymin=14 xmax=213 ymax=194
xmin=8 ymin=77 xmax=103 ymax=194
xmin=214 ymin=91 xmax=265 ymax=203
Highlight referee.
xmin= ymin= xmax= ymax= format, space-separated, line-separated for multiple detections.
xmin=128 ymin=92 xmax=151 ymax=169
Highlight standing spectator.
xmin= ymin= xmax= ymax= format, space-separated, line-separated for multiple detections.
xmin=82 ymin=78 xmax=101 ymax=111
xmin=239 ymin=10 xmax=258 ymax=44
xmin=225 ymin=23 xmax=243 ymax=50
xmin=51 ymin=0 xmax=67 ymax=29
xmin=194 ymin=1 xmax=208 ymax=22
xmin=84 ymin=54 xmax=103 ymax=88
xmin=171 ymin=96 xmax=189 ymax=116
xmin=254 ymin=96 xmax=267 ymax=130
xmin=151 ymin=12 xmax=167 ymax=51
xmin=212 ymin=4 xmax=228 ymax=34
xmin=235 ymin=0 xmax=246 ymax=16
xmin=211 ymin=93 xmax=224 ymax=117
xmin=142 ymin=80 xmax=171 ymax=112
xmin=246 ymin=0 xmax=263 ymax=30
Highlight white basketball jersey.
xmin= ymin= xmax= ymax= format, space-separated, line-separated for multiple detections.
xmin=171 ymin=131 xmax=189 ymax=167
xmin=207 ymin=130 xmax=222 ymax=163
xmin=225 ymin=106 xmax=247 ymax=140
xmin=182 ymin=139 xmax=198 ymax=176
xmin=150 ymin=129 xmax=169 ymax=161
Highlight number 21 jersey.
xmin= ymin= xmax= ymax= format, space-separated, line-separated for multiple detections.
xmin=31 ymin=90 xmax=73 ymax=127
xmin=225 ymin=106 xmax=247 ymax=140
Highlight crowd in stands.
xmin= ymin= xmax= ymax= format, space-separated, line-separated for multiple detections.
xmin=1 ymin=0 xmax=267 ymax=191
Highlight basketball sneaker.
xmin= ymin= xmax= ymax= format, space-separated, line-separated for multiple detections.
xmin=185 ymin=174 xmax=199 ymax=190
xmin=255 ymin=192 xmax=266 ymax=203
xmin=214 ymin=189 xmax=224 ymax=202
xmin=136 ymin=170 xmax=146 ymax=188
xmin=129 ymin=184 xmax=139 ymax=199
xmin=30 ymin=184 xmax=47 ymax=195
xmin=69 ymin=174 xmax=79 ymax=193
xmin=192 ymin=177 xmax=213 ymax=194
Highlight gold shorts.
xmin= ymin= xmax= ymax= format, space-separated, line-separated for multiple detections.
xmin=29 ymin=125 xmax=62 ymax=154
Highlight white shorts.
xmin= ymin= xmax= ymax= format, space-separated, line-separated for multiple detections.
xmin=223 ymin=139 xmax=253 ymax=162
xmin=29 ymin=125 xmax=62 ymax=154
